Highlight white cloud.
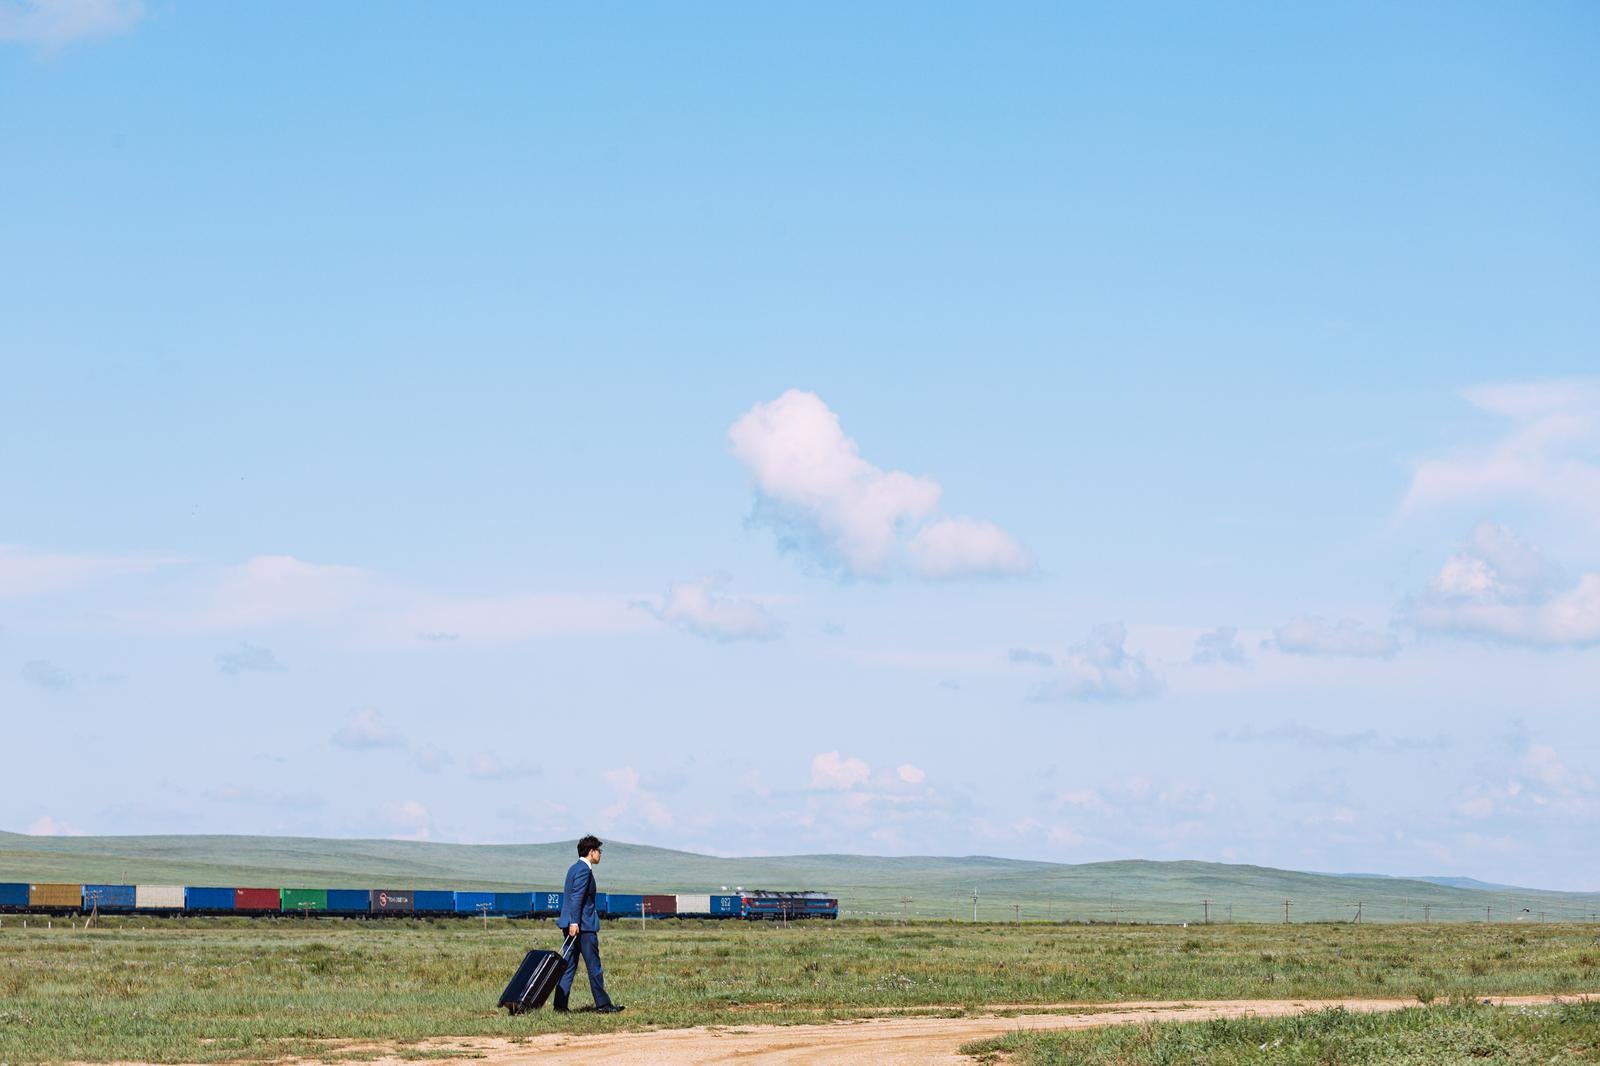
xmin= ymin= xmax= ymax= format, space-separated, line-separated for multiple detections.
xmin=905 ymin=517 xmax=1031 ymax=579
xmin=0 ymin=545 xmax=177 ymax=599
xmin=810 ymin=750 xmax=871 ymax=789
xmin=201 ymin=555 xmax=368 ymax=631
xmin=1410 ymin=524 xmax=1600 ymax=647
xmin=728 ymin=390 xmax=1029 ymax=579
xmin=1192 ymin=626 xmax=1247 ymax=665
xmin=1268 ymin=616 xmax=1400 ymax=659
xmin=1399 ymin=379 xmax=1600 ymax=527
xmin=0 ymin=0 xmax=143 ymax=46
xmin=412 ymin=745 xmax=451 ymax=774
xmin=600 ymin=767 xmax=673 ymax=830
xmin=896 ymin=763 xmax=926 ymax=784
xmin=383 ymin=800 xmax=431 ymax=841
xmin=1008 ymin=647 xmax=1055 ymax=667
xmin=643 ymin=578 xmax=779 ymax=642
xmin=26 ymin=814 xmax=85 ymax=836
xmin=1034 ymin=623 xmax=1164 ymax=701
xmin=1453 ymin=737 xmax=1596 ymax=823
xmin=465 ymin=752 xmax=540 ymax=780
xmin=332 ymin=708 xmax=402 ymax=750
xmin=216 ymin=643 xmax=286 ymax=675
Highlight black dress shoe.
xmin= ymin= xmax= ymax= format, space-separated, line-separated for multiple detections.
xmin=552 ymin=1004 xmax=569 ymax=1013
xmin=595 ymin=1004 xmax=625 ymax=1014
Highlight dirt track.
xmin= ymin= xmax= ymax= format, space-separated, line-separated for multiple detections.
xmin=349 ymin=993 xmax=1595 ymax=1066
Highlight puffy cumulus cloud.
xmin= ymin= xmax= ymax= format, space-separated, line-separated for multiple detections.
xmin=1191 ymin=626 xmax=1247 ymax=665
xmin=26 ymin=814 xmax=85 ymax=836
xmin=0 ymin=544 xmax=178 ymax=599
xmin=1007 ymin=647 xmax=1055 ymax=667
xmin=1399 ymin=379 xmax=1600 ymax=527
xmin=641 ymin=577 xmax=779 ymax=642
xmin=1410 ymin=524 xmax=1600 ymax=647
xmin=21 ymin=658 xmax=71 ymax=689
xmin=332 ymin=708 xmax=402 ymax=750
xmin=1033 ymin=623 xmax=1164 ymax=702
xmin=383 ymin=800 xmax=431 ymax=841
xmin=1267 ymin=616 xmax=1400 ymax=659
xmin=0 ymin=0 xmax=143 ymax=47
xmin=728 ymin=390 xmax=1030 ymax=579
xmin=216 ymin=643 xmax=286 ymax=675
xmin=905 ymin=517 xmax=1031 ymax=579
xmin=896 ymin=763 xmax=926 ymax=784
xmin=600 ymin=767 xmax=673 ymax=830
xmin=810 ymin=750 xmax=871 ymax=789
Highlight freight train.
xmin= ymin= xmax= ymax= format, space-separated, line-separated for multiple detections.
xmin=0 ymin=882 xmax=838 ymax=920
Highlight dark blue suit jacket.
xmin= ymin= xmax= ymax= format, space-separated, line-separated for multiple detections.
xmin=556 ymin=859 xmax=600 ymax=932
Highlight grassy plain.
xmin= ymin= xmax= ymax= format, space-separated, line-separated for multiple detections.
xmin=1 ymin=917 xmax=1598 ymax=1062
xmin=964 ymin=1000 xmax=1600 ymax=1064
xmin=6 ymin=830 xmax=1600 ymax=923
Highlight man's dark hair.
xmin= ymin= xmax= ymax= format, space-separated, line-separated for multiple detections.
xmin=577 ymin=834 xmax=603 ymax=857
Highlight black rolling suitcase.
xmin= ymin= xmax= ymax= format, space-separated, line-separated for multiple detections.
xmin=499 ymin=935 xmax=575 ymax=1014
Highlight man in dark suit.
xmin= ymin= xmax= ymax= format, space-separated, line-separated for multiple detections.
xmin=553 ymin=834 xmax=622 ymax=1013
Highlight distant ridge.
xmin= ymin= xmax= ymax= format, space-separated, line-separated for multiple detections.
xmin=3 ymin=830 xmax=1596 ymax=923
xmin=1339 ymin=872 xmax=1529 ymax=893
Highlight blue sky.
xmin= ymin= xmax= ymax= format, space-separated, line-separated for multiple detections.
xmin=2 ymin=1 xmax=1598 ymax=888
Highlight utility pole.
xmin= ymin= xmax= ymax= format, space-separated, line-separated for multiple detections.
xmin=971 ymin=888 xmax=978 ymax=923
xmin=1486 ymin=905 xmax=1492 ymax=923
xmin=899 ymin=896 xmax=913 ymax=923
xmin=1227 ymin=904 xmax=1233 ymax=923
xmin=1202 ymin=899 xmax=1211 ymax=924
xmin=1011 ymin=903 xmax=1021 ymax=922
xmin=1349 ymin=901 xmax=1363 ymax=924
xmin=1423 ymin=904 xmax=1431 ymax=924
xmin=476 ymin=902 xmax=490 ymax=929
xmin=1283 ymin=899 xmax=1292 ymax=923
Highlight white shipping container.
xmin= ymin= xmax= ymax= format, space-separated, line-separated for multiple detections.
xmin=675 ymin=894 xmax=711 ymax=915
xmin=136 ymin=884 xmax=185 ymax=909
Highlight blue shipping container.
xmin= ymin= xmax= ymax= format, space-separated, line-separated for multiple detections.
xmin=327 ymin=889 xmax=370 ymax=913
xmin=414 ymin=890 xmax=454 ymax=913
xmin=535 ymin=891 xmax=563 ymax=914
xmin=454 ymin=891 xmax=494 ymax=915
xmin=710 ymin=895 xmax=742 ymax=916
xmin=494 ymin=892 xmax=534 ymax=916
xmin=0 ymin=883 xmax=29 ymax=908
xmin=82 ymin=884 xmax=137 ymax=910
xmin=185 ymin=887 xmax=236 ymax=912
xmin=606 ymin=894 xmax=643 ymax=917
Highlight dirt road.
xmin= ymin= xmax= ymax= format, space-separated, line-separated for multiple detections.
xmin=360 ymin=993 xmax=1595 ymax=1066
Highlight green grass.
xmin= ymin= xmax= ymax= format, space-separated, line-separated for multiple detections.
xmin=962 ymin=1000 xmax=1600 ymax=1064
xmin=5 ymin=829 xmax=1600 ymax=922
xmin=1 ymin=918 xmax=1597 ymax=1062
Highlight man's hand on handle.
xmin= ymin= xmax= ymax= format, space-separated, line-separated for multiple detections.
xmin=568 ymin=923 xmax=578 ymax=937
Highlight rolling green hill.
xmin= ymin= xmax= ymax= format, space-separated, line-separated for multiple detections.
xmin=2 ymin=830 xmax=1596 ymax=923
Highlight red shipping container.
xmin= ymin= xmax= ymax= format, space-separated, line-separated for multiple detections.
xmin=643 ymin=894 xmax=676 ymax=916
xmin=235 ymin=887 xmax=281 ymax=912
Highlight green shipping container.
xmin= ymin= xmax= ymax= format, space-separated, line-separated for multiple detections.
xmin=280 ymin=888 xmax=328 ymax=912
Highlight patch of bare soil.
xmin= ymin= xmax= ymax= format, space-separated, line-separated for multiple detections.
xmin=307 ymin=993 xmax=1599 ymax=1066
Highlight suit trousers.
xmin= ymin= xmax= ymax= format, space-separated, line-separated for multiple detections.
xmin=555 ymin=931 xmax=613 ymax=1008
